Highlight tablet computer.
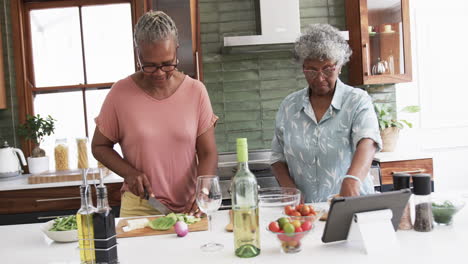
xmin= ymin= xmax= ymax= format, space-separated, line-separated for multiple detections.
xmin=321 ymin=189 xmax=411 ymax=243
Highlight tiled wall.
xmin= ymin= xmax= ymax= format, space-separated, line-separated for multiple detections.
xmin=0 ymin=0 xmax=20 ymax=148
xmin=199 ymin=0 xmax=396 ymax=152
xmin=0 ymin=0 xmax=396 ymax=153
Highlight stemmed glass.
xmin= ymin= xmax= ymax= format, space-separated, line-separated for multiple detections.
xmin=196 ymin=175 xmax=223 ymax=252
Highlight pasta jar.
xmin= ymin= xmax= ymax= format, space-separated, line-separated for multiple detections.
xmin=54 ymin=138 xmax=69 ymax=171
xmin=76 ymin=137 xmax=89 ymax=169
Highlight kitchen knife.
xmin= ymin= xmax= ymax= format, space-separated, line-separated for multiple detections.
xmin=144 ymin=189 xmax=172 ymax=215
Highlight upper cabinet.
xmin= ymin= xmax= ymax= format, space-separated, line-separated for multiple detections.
xmin=345 ymin=0 xmax=412 ymax=85
xmin=152 ymin=0 xmax=202 ymax=80
xmin=0 ymin=30 xmax=6 ymax=109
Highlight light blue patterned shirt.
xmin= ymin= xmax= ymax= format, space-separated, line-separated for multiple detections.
xmin=270 ymin=79 xmax=382 ymax=203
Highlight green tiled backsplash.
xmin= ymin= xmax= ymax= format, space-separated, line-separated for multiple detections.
xmin=200 ymin=0 xmax=396 ymax=152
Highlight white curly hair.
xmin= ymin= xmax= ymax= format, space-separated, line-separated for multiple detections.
xmin=294 ymin=24 xmax=352 ymax=67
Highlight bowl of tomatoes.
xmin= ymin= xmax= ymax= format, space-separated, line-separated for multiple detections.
xmin=284 ymin=204 xmax=325 ymax=223
xmin=267 ymin=216 xmax=314 ymax=253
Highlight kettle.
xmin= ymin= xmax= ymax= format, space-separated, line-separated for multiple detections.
xmin=0 ymin=141 xmax=27 ymax=177
xmin=372 ymin=58 xmax=389 ymax=75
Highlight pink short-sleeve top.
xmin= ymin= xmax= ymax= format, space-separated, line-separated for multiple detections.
xmin=95 ymin=75 xmax=218 ymax=212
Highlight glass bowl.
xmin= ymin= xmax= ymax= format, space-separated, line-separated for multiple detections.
xmin=259 ymin=187 xmax=302 ymax=229
xmin=431 ymin=198 xmax=466 ymax=225
xmin=285 ymin=207 xmax=326 ymax=224
xmin=267 ymin=216 xmax=314 ymax=254
xmin=258 ymin=187 xmax=302 ymax=207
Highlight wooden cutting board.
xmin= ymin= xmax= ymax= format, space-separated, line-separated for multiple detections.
xmin=116 ymin=216 xmax=209 ymax=238
xmin=28 ymin=168 xmax=111 ymax=184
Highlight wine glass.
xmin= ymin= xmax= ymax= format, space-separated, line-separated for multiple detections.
xmin=196 ymin=175 xmax=223 ymax=252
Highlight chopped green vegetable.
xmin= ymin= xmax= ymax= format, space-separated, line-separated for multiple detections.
xmin=148 ymin=213 xmax=201 ymax=231
xmin=166 ymin=213 xmax=178 ymax=223
xmin=432 ymin=201 xmax=457 ymax=224
xmin=149 ymin=216 xmax=177 ymax=230
xmin=49 ymin=215 xmax=77 ymax=231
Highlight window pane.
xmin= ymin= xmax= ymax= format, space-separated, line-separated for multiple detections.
xmin=82 ymin=4 xmax=135 ymax=83
xmin=30 ymin=8 xmax=84 ymax=87
xmin=85 ymin=89 xmax=122 ymax=167
xmin=35 ymin=91 xmax=86 ymax=169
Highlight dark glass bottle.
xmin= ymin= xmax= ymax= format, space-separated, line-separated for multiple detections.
xmin=393 ymin=173 xmax=412 ymax=230
xmin=93 ymin=168 xmax=118 ymax=264
xmin=412 ymin=173 xmax=433 ymax=232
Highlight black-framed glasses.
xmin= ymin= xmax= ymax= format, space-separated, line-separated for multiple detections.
xmin=303 ymin=66 xmax=336 ymax=79
xmin=140 ymin=59 xmax=179 ymax=73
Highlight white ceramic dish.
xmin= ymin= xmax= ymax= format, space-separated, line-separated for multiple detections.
xmin=41 ymin=220 xmax=78 ymax=243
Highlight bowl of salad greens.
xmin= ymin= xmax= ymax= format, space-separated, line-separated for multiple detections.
xmin=41 ymin=215 xmax=78 ymax=242
xmin=431 ymin=197 xmax=465 ymax=226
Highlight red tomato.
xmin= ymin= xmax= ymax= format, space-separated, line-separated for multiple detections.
xmin=301 ymin=221 xmax=312 ymax=231
xmin=294 ymin=226 xmax=303 ymax=233
xmin=284 ymin=205 xmax=295 ymax=215
xmin=295 ymin=204 xmax=304 ymax=211
xmin=291 ymin=211 xmax=301 ymax=217
xmin=300 ymin=205 xmax=311 ymax=216
xmin=309 ymin=206 xmax=317 ymax=215
xmin=269 ymin=221 xmax=281 ymax=232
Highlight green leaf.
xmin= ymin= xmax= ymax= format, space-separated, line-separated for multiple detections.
xmin=17 ymin=114 xmax=56 ymax=146
xmin=148 ymin=216 xmax=177 ymax=230
xmin=400 ymin=105 xmax=421 ymax=113
xmin=400 ymin=120 xmax=413 ymax=128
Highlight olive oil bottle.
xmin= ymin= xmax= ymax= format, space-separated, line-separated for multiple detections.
xmin=77 ymin=170 xmax=96 ymax=264
xmin=231 ymin=138 xmax=261 ymax=258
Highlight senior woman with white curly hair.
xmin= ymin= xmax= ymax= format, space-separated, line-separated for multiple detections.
xmin=92 ymin=11 xmax=218 ymax=217
xmin=270 ymin=24 xmax=382 ymax=203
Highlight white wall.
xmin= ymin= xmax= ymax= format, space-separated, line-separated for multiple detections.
xmin=395 ymin=0 xmax=468 ymax=193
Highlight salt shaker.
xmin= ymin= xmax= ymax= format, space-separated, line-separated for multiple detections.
xmin=412 ymin=173 xmax=433 ymax=232
xmin=393 ymin=173 xmax=412 ymax=230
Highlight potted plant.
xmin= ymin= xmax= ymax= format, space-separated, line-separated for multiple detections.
xmin=374 ymin=104 xmax=420 ymax=152
xmin=17 ymin=114 xmax=56 ymax=174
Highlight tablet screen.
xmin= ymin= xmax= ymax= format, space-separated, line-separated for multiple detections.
xmin=321 ymin=189 xmax=411 ymax=243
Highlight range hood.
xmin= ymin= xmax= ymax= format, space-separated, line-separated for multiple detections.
xmin=224 ymin=0 xmax=301 ymax=47
xmin=223 ymin=0 xmax=349 ymax=47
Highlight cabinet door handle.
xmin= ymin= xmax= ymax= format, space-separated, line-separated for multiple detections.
xmin=391 ymin=169 xmax=426 ymax=174
xmin=195 ymin=51 xmax=200 ymax=80
xmin=36 ymin=197 xmax=81 ymax=202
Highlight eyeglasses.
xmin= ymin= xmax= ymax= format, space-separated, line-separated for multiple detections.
xmin=303 ymin=66 xmax=336 ymax=79
xmin=140 ymin=59 xmax=179 ymax=73
xmin=138 ymin=52 xmax=178 ymax=73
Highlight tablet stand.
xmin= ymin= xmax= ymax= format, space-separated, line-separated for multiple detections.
xmin=346 ymin=209 xmax=399 ymax=255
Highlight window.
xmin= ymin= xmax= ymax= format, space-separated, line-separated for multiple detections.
xmin=14 ymin=0 xmax=144 ymax=167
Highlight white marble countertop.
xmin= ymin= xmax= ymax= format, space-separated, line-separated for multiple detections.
xmin=0 ymin=173 xmax=123 ymax=191
xmin=0 ymin=194 xmax=466 ymax=264
xmin=374 ymin=151 xmax=433 ymax=162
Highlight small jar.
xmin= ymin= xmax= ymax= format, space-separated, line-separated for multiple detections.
xmin=54 ymin=138 xmax=69 ymax=171
xmin=412 ymin=174 xmax=433 ymax=232
xmin=76 ymin=137 xmax=89 ymax=169
xmin=393 ymin=173 xmax=412 ymax=230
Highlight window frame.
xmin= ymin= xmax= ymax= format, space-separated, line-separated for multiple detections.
xmin=11 ymin=0 xmax=148 ymax=158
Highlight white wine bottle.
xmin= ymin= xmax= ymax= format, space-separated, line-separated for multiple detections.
xmin=231 ymin=138 xmax=261 ymax=258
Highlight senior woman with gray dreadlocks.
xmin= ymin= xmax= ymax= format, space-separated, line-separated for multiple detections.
xmin=270 ymin=24 xmax=382 ymax=203
xmin=92 ymin=11 xmax=218 ymax=217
